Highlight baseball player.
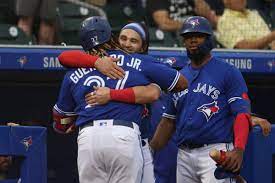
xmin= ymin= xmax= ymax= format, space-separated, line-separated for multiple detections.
xmin=149 ymin=16 xmax=251 ymax=183
xmin=53 ymin=16 xmax=188 ymax=183
xmin=150 ymin=93 xmax=178 ymax=183
xmin=58 ymin=21 xmax=180 ymax=183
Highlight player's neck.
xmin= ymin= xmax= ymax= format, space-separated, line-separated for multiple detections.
xmin=191 ymin=54 xmax=212 ymax=68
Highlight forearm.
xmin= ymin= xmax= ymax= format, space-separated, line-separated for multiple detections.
xmin=110 ymin=84 xmax=161 ymax=104
xmin=132 ymin=84 xmax=161 ymax=104
xmin=58 ymin=50 xmax=98 ymax=68
xmin=233 ymin=113 xmax=250 ymax=150
xmin=153 ymin=11 xmax=182 ymax=31
xmin=150 ymin=117 xmax=176 ymax=151
xmin=235 ymin=32 xmax=275 ymax=49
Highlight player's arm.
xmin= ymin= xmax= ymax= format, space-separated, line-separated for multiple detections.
xmin=142 ymin=57 xmax=188 ymax=92
xmin=149 ymin=116 xmax=176 ymax=151
xmin=85 ymin=83 xmax=161 ymax=105
xmin=150 ymin=93 xmax=177 ymax=151
xmin=221 ymin=67 xmax=251 ymax=173
xmin=172 ymin=74 xmax=188 ymax=92
xmin=251 ymin=115 xmax=271 ymax=136
xmin=53 ymin=72 xmax=78 ymax=134
xmin=58 ymin=50 xmax=124 ymax=79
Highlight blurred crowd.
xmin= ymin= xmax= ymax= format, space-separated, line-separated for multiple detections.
xmin=1 ymin=0 xmax=274 ymax=49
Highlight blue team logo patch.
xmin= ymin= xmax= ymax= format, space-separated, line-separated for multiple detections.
xmin=17 ymin=56 xmax=28 ymax=68
xmin=21 ymin=136 xmax=33 ymax=151
xmin=197 ymin=101 xmax=219 ymax=121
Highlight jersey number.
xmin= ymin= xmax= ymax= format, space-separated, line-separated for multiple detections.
xmin=83 ymin=71 xmax=129 ymax=89
xmin=84 ymin=71 xmax=129 ymax=109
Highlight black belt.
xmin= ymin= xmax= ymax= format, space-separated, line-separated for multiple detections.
xmin=179 ymin=143 xmax=208 ymax=150
xmin=79 ymin=120 xmax=134 ymax=131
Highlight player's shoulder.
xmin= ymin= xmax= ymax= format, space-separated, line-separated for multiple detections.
xmin=132 ymin=53 xmax=156 ymax=62
xmin=64 ymin=68 xmax=77 ymax=75
xmin=211 ymin=57 xmax=243 ymax=80
xmin=107 ymin=50 xmax=125 ymax=56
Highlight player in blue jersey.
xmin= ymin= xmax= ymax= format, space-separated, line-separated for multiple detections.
xmin=149 ymin=16 xmax=252 ymax=183
xmin=53 ymin=16 xmax=188 ymax=183
xmin=85 ymin=22 xmax=179 ymax=183
xmin=59 ymin=21 xmax=180 ymax=183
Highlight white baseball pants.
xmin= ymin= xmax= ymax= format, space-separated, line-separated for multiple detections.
xmin=177 ymin=143 xmax=236 ymax=183
xmin=77 ymin=120 xmax=143 ymax=183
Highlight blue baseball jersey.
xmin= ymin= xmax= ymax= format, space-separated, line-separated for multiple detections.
xmin=163 ymin=57 xmax=250 ymax=146
xmin=54 ymin=50 xmax=180 ymax=127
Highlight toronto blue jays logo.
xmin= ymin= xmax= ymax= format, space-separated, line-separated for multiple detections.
xmin=188 ymin=19 xmax=200 ymax=28
xmin=17 ymin=56 xmax=28 ymax=68
xmin=267 ymin=60 xmax=275 ymax=71
xmin=164 ymin=57 xmax=177 ymax=66
xmin=197 ymin=101 xmax=219 ymax=121
xmin=21 ymin=136 xmax=33 ymax=151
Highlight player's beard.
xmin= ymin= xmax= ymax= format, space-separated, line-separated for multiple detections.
xmin=187 ymin=49 xmax=208 ymax=65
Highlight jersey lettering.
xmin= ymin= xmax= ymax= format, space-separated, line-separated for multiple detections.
xmin=172 ymin=89 xmax=188 ymax=106
xmin=127 ymin=58 xmax=141 ymax=70
xmin=193 ymin=82 xmax=220 ymax=100
xmin=110 ymin=54 xmax=141 ymax=70
xmin=70 ymin=68 xmax=95 ymax=83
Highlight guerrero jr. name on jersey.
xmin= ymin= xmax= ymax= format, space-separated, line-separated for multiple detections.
xmin=69 ymin=55 xmax=141 ymax=84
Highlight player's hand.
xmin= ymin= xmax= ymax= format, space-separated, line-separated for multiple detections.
xmin=85 ymin=86 xmax=111 ymax=105
xmin=220 ymin=148 xmax=244 ymax=173
xmin=94 ymin=56 xmax=125 ymax=79
xmin=251 ymin=116 xmax=271 ymax=136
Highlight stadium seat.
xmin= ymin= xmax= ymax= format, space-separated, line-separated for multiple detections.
xmin=0 ymin=24 xmax=33 ymax=45
xmin=58 ymin=0 xmax=103 ymax=45
xmin=148 ymin=27 xmax=180 ymax=47
xmin=0 ymin=0 xmax=16 ymax=24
